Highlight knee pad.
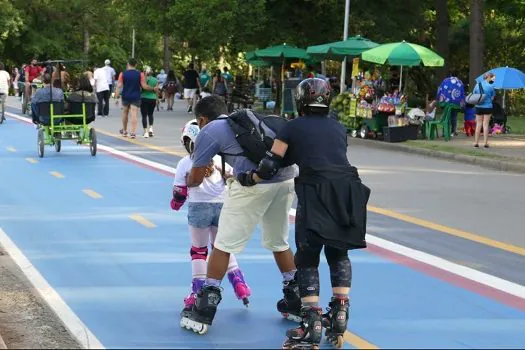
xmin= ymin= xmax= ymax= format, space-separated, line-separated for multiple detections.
xmin=294 ymin=247 xmax=321 ymax=269
xmin=190 ymin=246 xmax=208 ymax=261
xmin=325 ymin=248 xmax=352 ymax=288
xmin=297 ymin=267 xmax=320 ymax=298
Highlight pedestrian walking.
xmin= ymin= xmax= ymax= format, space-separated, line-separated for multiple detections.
xmin=113 ymin=58 xmax=156 ymax=139
xmin=94 ymin=64 xmax=110 ymax=117
xmin=104 ymin=59 xmax=116 ymax=93
xmin=140 ymin=66 xmax=158 ymax=138
xmin=164 ymin=70 xmax=178 ymax=111
xmin=183 ymin=63 xmax=200 ymax=113
xmin=212 ymin=69 xmax=228 ymax=101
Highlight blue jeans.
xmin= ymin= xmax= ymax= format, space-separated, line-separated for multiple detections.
xmin=187 ymin=202 xmax=223 ymax=228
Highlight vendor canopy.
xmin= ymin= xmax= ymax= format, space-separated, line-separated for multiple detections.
xmin=361 ymin=41 xmax=444 ymax=67
xmin=307 ymin=35 xmax=379 ymax=60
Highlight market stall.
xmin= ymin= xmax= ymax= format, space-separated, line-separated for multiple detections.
xmin=358 ymin=41 xmax=444 ymax=142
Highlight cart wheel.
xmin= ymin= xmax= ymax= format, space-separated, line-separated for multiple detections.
xmin=37 ymin=129 xmax=45 ymax=158
xmin=350 ymin=129 xmax=358 ymax=138
xmin=89 ymin=128 xmax=97 ymax=156
xmin=55 ymin=140 xmax=61 ymax=152
xmin=359 ymin=125 xmax=369 ymax=139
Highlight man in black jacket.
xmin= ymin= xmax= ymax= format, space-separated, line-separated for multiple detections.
xmin=238 ymin=78 xmax=370 ymax=349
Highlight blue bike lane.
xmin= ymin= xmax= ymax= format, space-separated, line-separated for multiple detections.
xmin=1 ymin=117 xmax=525 ymax=349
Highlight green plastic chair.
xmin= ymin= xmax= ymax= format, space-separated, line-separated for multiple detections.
xmin=426 ymin=103 xmax=457 ymax=141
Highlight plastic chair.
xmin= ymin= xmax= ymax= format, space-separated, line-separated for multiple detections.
xmin=426 ymin=103 xmax=455 ymax=141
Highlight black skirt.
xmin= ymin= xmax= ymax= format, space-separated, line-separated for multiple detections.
xmin=476 ymin=107 xmax=493 ymax=115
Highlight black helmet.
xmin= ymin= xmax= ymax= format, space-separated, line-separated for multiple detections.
xmin=295 ymin=78 xmax=332 ymax=113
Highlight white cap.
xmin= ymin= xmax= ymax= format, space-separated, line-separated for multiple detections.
xmin=104 ymin=59 xmax=111 ymax=65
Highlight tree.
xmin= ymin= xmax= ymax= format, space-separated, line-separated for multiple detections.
xmin=435 ymin=0 xmax=450 ymax=82
xmin=469 ymin=0 xmax=484 ymax=87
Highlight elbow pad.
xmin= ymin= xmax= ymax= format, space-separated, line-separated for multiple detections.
xmin=256 ymin=151 xmax=283 ymax=180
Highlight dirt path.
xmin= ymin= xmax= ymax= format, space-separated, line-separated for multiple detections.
xmin=0 ymin=247 xmax=80 ymax=349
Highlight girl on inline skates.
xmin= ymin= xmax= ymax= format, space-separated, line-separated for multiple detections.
xmin=172 ymin=119 xmax=251 ymax=324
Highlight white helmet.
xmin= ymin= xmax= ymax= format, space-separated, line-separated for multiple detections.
xmin=181 ymin=119 xmax=200 ymax=154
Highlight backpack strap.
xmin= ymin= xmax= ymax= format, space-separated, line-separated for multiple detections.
xmin=221 ymin=154 xmax=226 ymax=183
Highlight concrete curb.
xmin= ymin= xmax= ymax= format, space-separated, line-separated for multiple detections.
xmin=0 ymin=333 xmax=6 ymax=349
xmin=348 ymin=137 xmax=525 ymax=174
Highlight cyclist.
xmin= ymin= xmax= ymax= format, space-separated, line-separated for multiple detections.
xmin=24 ymin=58 xmax=44 ymax=110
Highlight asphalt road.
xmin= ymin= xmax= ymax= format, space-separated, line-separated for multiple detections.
xmin=1 ymin=96 xmax=524 ymax=349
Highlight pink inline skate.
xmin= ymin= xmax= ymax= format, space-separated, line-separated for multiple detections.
xmin=181 ymin=278 xmax=205 ymax=318
xmin=228 ymin=269 xmax=251 ymax=306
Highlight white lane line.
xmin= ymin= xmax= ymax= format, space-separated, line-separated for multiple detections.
xmin=5 ymin=109 xmax=525 ymax=301
xmin=367 ymin=235 xmax=525 ymax=300
xmin=0 ymin=228 xmax=105 ymax=349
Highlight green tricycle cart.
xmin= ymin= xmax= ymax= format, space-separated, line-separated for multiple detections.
xmin=36 ymin=100 xmax=97 ymax=158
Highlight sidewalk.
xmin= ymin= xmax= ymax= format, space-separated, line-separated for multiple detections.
xmin=350 ymin=133 xmax=525 ymax=173
xmin=6 ymin=95 xmax=525 ymax=173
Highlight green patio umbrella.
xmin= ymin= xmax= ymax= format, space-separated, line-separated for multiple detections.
xmin=254 ymin=43 xmax=310 ymax=115
xmin=245 ymin=51 xmax=258 ymax=61
xmin=307 ymin=35 xmax=379 ymax=60
xmin=248 ymin=59 xmax=271 ymax=67
xmin=254 ymin=43 xmax=310 ymax=62
xmin=361 ymin=40 xmax=444 ymax=91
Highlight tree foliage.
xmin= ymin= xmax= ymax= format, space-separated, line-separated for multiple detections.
xmin=1 ymin=0 xmax=524 ymax=101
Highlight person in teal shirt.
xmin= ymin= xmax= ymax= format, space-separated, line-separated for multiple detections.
xmin=200 ymin=69 xmax=211 ymax=89
xmin=473 ymin=72 xmax=496 ymax=148
xmin=140 ymin=67 xmax=158 ymax=138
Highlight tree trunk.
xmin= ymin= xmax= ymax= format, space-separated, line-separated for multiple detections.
xmin=163 ymin=34 xmax=170 ymax=71
xmin=83 ymin=14 xmax=90 ymax=57
xmin=435 ymin=0 xmax=449 ymax=83
xmin=83 ymin=27 xmax=89 ymax=56
xmin=162 ymin=0 xmax=170 ymax=71
xmin=469 ymin=0 xmax=484 ymax=89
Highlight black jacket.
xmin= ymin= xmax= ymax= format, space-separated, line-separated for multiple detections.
xmin=295 ymin=165 xmax=371 ymax=251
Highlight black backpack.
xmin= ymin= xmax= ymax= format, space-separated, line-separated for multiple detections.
xmin=219 ymin=109 xmax=288 ymax=174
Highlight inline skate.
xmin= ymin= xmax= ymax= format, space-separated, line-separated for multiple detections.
xmin=277 ymin=278 xmax=302 ymax=322
xmin=282 ymin=306 xmax=323 ymax=349
xmin=180 ymin=278 xmax=205 ymax=319
xmin=180 ymin=285 xmax=222 ymax=335
xmin=322 ymin=297 xmax=349 ymax=348
xmin=227 ymin=268 xmax=251 ymax=306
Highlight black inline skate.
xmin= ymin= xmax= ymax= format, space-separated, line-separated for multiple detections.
xmin=322 ymin=297 xmax=349 ymax=348
xmin=282 ymin=306 xmax=323 ymax=349
xmin=277 ymin=278 xmax=302 ymax=322
xmin=180 ymin=285 xmax=222 ymax=335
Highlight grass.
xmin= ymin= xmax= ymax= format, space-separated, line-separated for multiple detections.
xmin=507 ymin=115 xmax=525 ymax=134
xmin=455 ymin=112 xmax=525 ymax=134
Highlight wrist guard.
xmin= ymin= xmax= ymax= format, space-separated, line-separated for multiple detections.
xmin=170 ymin=185 xmax=188 ymax=211
xmin=255 ymin=151 xmax=283 ymax=180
